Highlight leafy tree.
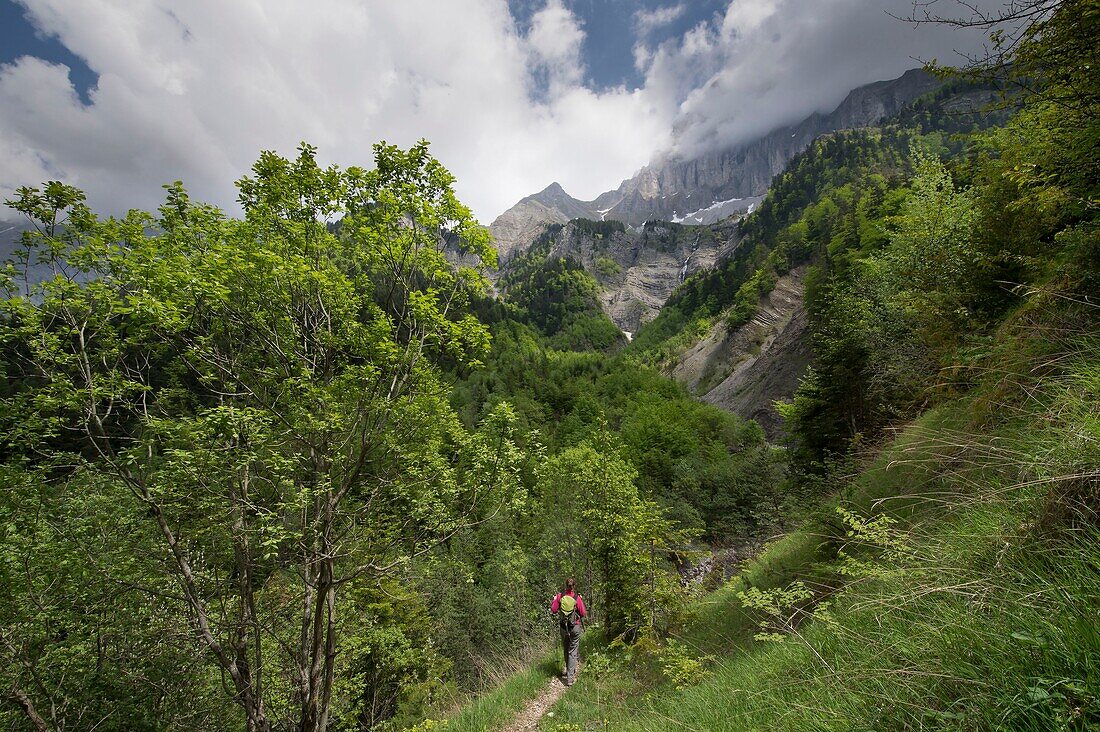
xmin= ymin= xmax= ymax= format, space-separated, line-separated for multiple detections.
xmin=0 ymin=465 xmax=234 ymax=730
xmin=535 ymin=438 xmax=686 ymax=639
xmin=0 ymin=142 xmax=519 ymax=730
xmin=883 ymin=148 xmax=979 ymax=337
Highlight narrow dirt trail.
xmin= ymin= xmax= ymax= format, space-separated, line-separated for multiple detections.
xmin=504 ymin=657 xmax=586 ymax=732
xmin=500 ymin=674 xmax=568 ymax=732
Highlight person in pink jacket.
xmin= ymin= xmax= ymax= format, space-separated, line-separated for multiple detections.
xmin=550 ymin=578 xmax=587 ymax=685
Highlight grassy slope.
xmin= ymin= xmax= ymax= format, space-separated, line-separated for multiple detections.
xmin=449 ymin=303 xmax=1099 ymax=731
xmin=542 ymin=314 xmax=1100 ymax=731
xmin=440 ymin=354 xmax=1100 ymax=726
xmin=442 ymin=629 xmax=612 ymax=731
xmin=441 ymin=653 xmax=557 ymax=732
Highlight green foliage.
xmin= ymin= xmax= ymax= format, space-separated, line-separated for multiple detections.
xmin=338 ymin=583 xmax=451 ymax=731
xmin=500 ymin=246 xmax=623 ymax=352
xmin=0 ymin=466 xmax=234 ymax=729
xmin=885 ymin=147 xmax=980 ymax=331
xmin=536 ymin=440 xmax=685 ymax=639
xmin=772 ymin=0 xmax=1100 ymax=474
xmin=737 ymin=581 xmax=817 ymax=643
xmin=452 ymin=294 xmax=779 ymax=541
xmin=647 ymin=127 xmax=909 ymax=342
xmin=594 ymin=255 xmax=621 ymax=277
xmin=0 ymin=141 xmax=516 ymax=731
xmin=783 ymin=77 xmax=1097 ymax=471
xmin=402 ymin=718 xmax=449 ymax=732
xmin=443 ymin=653 xmax=563 ymax=732
xmin=570 ymin=218 xmax=627 ymax=238
xmin=724 ymin=253 xmax=780 ymax=331
xmin=834 ymin=506 xmax=912 ymax=579
xmin=656 ymin=640 xmax=714 ymax=690
xmin=779 ymin=150 xmax=981 ymax=467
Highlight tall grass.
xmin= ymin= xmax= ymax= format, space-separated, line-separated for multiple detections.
xmin=543 ymin=317 xmax=1100 ymax=730
xmin=441 ymin=652 xmax=559 ymax=732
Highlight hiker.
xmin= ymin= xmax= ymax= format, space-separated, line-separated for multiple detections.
xmin=550 ymin=577 xmax=587 ymax=686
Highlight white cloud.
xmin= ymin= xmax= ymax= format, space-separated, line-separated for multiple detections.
xmin=720 ymin=0 xmax=780 ymax=37
xmin=0 ymin=0 xmax=997 ymax=224
xmin=634 ymin=3 xmax=686 ymax=37
xmin=0 ymin=0 xmax=670 ymax=223
xmin=650 ymin=0 xmax=996 ymax=159
xmin=526 ymin=0 xmax=586 ymax=93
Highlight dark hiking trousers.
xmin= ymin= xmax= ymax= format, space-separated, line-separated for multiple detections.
xmin=560 ymin=621 xmax=581 ymax=684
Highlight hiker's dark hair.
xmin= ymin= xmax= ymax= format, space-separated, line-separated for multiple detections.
xmin=565 ymin=577 xmax=576 ymax=592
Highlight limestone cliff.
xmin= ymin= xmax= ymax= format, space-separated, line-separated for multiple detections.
xmin=593 ymin=69 xmax=939 ymax=225
xmin=499 ymin=217 xmax=746 ymax=334
xmin=488 ymin=69 xmax=941 ymax=258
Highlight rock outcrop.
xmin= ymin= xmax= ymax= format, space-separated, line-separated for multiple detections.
xmin=504 ymin=217 xmax=745 ymax=334
xmin=670 ymin=267 xmax=812 ymax=437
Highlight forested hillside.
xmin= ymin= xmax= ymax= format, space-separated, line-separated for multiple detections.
xmin=628 ymin=75 xmax=1010 ymax=362
xmin=1 ymin=1 xmax=1097 ymax=731
xmin=0 ymin=132 xmax=779 ymax=731
xmin=475 ymin=1 xmax=1100 ymax=729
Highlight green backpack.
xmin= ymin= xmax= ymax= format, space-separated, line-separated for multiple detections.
xmin=558 ymin=594 xmax=579 ymax=628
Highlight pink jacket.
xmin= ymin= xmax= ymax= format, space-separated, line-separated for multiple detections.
xmin=551 ymin=590 xmax=587 ymax=617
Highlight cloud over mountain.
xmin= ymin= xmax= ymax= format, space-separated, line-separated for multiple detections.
xmin=0 ymin=0 xmax=994 ymax=223
xmin=642 ymin=0 xmax=995 ymax=160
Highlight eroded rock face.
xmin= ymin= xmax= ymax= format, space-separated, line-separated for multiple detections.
xmin=505 ymin=218 xmax=745 ymax=334
xmin=670 ymin=267 xmax=812 ymax=438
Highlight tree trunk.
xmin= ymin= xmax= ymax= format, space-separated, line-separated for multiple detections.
xmin=7 ymin=684 xmax=50 ymax=732
xmin=300 ymin=483 xmax=337 ymax=732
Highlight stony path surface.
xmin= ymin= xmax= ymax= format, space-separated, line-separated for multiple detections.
xmin=502 ymin=666 xmax=578 ymax=732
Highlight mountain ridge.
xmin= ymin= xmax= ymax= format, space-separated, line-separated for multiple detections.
xmin=488 ymin=68 xmax=940 ymax=260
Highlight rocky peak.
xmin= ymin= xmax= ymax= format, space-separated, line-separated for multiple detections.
xmin=528 ymin=181 xmax=566 ymax=200
xmin=488 ymin=182 xmax=603 ymax=263
xmin=521 ymin=182 xmax=601 ymax=221
xmin=488 ymin=69 xmax=943 ymax=261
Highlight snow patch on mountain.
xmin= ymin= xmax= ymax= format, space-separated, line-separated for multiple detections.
xmin=671 ymin=195 xmax=764 ymax=225
xmin=672 ymin=197 xmax=745 ymax=224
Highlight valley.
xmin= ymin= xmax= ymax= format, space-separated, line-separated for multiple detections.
xmin=443 ymin=31 xmax=1100 ymax=728
xmin=1 ymin=3 xmax=1096 ymax=730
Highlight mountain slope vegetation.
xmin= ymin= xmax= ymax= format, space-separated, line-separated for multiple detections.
xmin=453 ymin=1 xmax=1100 ymax=729
xmin=0 ymin=1 xmax=1096 ymax=730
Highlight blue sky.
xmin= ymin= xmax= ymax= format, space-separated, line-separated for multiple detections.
xmin=0 ymin=0 xmax=994 ymax=221
xmin=0 ymin=0 xmax=728 ymax=98
xmin=0 ymin=1 xmax=96 ymax=101
xmin=508 ymin=0 xmax=728 ymax=91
